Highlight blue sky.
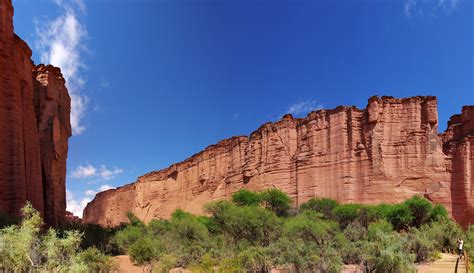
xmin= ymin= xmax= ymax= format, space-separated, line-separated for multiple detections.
xmin=12 ymin=0 xmax=473 ymax=216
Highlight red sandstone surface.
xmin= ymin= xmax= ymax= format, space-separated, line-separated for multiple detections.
xmin=84 ymin=96 xmax=473 ymax=227
xmin=0 ymin=0 xmax=71 ymax=226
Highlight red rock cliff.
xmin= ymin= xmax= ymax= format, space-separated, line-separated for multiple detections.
xmin=83 ymin=96 xmax=474 ymax=227
xmin=0 ymin=0 xmax=71 ymax=226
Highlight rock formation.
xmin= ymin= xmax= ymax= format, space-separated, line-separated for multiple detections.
xmin=84 ymin=96 xmax=473 ymax=227
xmin=0 ymin=0 xmax=71 ymax=226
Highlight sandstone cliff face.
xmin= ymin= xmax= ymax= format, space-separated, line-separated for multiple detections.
xmin=0 ymin=0 xmax=71 ymax=226
xmin=83 ymin=96 xmax=474 ymax=227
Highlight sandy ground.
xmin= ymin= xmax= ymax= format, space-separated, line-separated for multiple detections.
xmin=112 ymin=255 xmax=145 ymax=273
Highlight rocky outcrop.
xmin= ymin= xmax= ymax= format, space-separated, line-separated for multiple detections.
xmin=0 ymin=0 xmax=71 ymax=226
xmin=65 ymin=211 xmax=81 ymax=223
xmin=442 ymin=107 xmax=474 ymax=227
xmin=84 ymin=96 xmax=474 ymax=227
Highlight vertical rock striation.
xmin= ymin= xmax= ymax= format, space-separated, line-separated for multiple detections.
xmin=0 ymin=0 xmax=71 ymax=226
xmin=84 ymin=96 xmax=474 ymax=227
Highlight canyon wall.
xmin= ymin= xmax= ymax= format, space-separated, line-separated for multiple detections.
xmin=84 ymin=96 xmax=474 ymax=227
xmin=0 ymin=0 xmax=71 ymax=226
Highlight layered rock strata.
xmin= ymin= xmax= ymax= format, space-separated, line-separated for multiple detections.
xmin=84 ymin=96 xmax=473 ymax=227
xmin=0 ymin=0 xmax=71 ymax=226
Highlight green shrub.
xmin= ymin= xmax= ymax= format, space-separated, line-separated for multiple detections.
xmin=269 ymin=236 xmax=342 ymax=273
xmin=114 ymin=225 xmax=146 ymax=252
xmin=126 ymin=211 xmax=145 ymax=227
xmin=75 ymin=247 xmax=115 ymax=272
xmin=153 ymin=254 xmax=178 ymax=273
xmin=260 ymin=189 xmax=292 ymax=217
xmin=147 ymin=219 xmax=171 ymax=236
xmin=429 ymin=204 xmax=449 ymax=222
xmin=404 ymin=195 xmax=433 ymax=228
xmin=333 ymin=204 xmax=362 ymax=228
xmin=367 ymin=220 xmax=393 ymax=240
xmin=284 ymin=212 xmax=338 ymax=245
xmin=205 ymin=201 xmax=283 ymax=246
xmin=0 ymin=203 xmax=111 ymax=272
xmin=232 ymin=189 xmax=262 ymax=207
xmin=129 ymin=237 xmax=157 ymax=265
xmin=217 ymin=257 xmax=245 ymax=273
xmin=387 ymin=204 xmax=414 ymax=231
xmin=170 ymin=213 xmax=209 ymax=244
xmin=403 ymin=228 xmax=436 ymax=262
xmin=188 ymin=253 xmax=217 ymax=273
xmin=343 ymin=221 xmax=367 ymax=242
xmin=419 ymin=220 xmax=463 ymax=252
xmin=238 ymin=246 xmax=272 ymax=272
xmin=299 ymin=198 xmax=338 ymax=219
xmin=364 ymin=231 xmax=416 ymax=273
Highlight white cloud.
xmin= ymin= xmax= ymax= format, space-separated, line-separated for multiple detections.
xmin=71 ymin=164 xmax=124 ymax=181
xmin=98 ymin=184 xmax=115 ymax=192
xmin=284 ymin=100 xmax=323 ymax=117
xmin=84 ymin=189 xmax=97 ymax=197
xmin=35 ymin=0 xmax=88 ymax=135
xmin=71 ymin=164 xmax=96 ymax=178
xmin=66 ymin=189 xmax=91 ymax=218
xmin=98 ymin=165 xmax=124 ymax=181
xmin=404 ymin=0 xmax=459 ymax=17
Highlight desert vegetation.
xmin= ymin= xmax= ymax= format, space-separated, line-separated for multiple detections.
xmin=0 ymin=203 xmax=113 ymax=272
xmin=113 ymin=189 xmax=474 ymax=272
xmin=0 ymin=191 xmax=473 ymax=273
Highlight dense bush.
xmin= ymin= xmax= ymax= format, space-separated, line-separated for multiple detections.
xmin=231 ymin=189 xmax=262 ymax=207
xmin=260 ymin=188 xmax=293 ymax=217
xmin=107 ymin=190 xmax=470 ymax=272
xmin=0 ymin=203 xmax=113 ymax=272
xmin=299 ymin=197 xmax=339 ymax=219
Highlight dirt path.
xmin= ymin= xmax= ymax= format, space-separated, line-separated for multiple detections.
xmin=112 ymin=255 xmax=144 ymax=273
xmin=425 ymin=253 xmax=468 ymax=273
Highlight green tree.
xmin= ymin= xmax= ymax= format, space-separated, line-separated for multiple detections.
xmin=232 ymin=189 xmax=262 ymax=207
xmin=363 ymin=225 xmax=416 ymax=273
xmin=429 ymin=204 xmax=449 ymax=222
xmin=299 ymin=197 xmax=338 ymax=219
xmin=404 ymin=195 xmax=433 ymax=228
xmin=333 ymin=204 xmax=362 ymax=228
xmin=260 ymin=189 xmax=292 ymax=217
xmin=74 ymin=247 xmax=114 ymax=272
xmin=238 ymin=246 xmax=272 ymax=272
xmin=387 ymin=204 xmax=414 ymax=231
xmin=205 ymin=201 xmax=283 ymax=246
xmin=0 ymin=203 xmax=112 ymax=272
xmin=114 ymin=225 xmax=146 ymax=252
xmin=129 ymin=237 xmax=156 ymax=265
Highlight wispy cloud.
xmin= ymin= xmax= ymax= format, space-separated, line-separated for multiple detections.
xmin=71 ymin=164 xmax=124 ymax=181
xmin=404 ymin=0 xmax=459 ymax=17
xmin=35 ymin=0 xmax=88 ymax=135
xmin=84 ymin=189 xmax=97 ymax=197
xmin=283 ymin=100 xmax=323 ymax=118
